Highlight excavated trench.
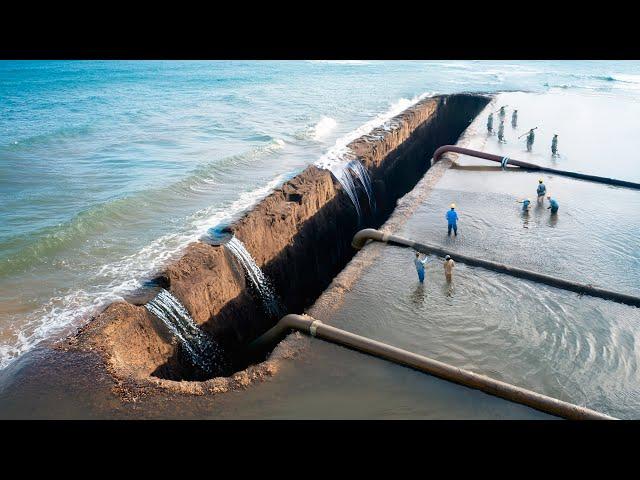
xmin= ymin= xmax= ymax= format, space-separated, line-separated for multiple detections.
xmin=67 ymin=93 xmax=490 ymax=385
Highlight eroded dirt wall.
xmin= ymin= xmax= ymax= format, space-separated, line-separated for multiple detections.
xmin=68 ymin=93 xmax=490 ymax=382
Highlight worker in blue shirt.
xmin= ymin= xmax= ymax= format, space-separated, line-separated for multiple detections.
xmin=517 ymin=198 xmax=531 ymax=211
xmin=537 ymin=178 xmax=546 ymax=202
xmin=414 ymin=252 xmax=429 ymax=283
xmin=446 ymin=203 xmax=458 ymax=236
xmin=547 ymin=195 xmax=559 ymax=213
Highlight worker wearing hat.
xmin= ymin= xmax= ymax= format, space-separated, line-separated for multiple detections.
xmin=443 ymin=255 xmax=455 ymax=283
xmin=446 ymin=203 xmax=458 ymax=236
xmin=537 ymin=178 xmax=547 ymax=202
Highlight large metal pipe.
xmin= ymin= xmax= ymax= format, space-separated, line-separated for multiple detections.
xmin=433 ymin=145 xmax=640 ymax=190
xmin=248 ymin=314 xmax=615 ymax=420
xmin=352 ymin=228 xmax=640 ymax=308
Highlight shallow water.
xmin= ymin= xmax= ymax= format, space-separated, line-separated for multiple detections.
xmin=1 ymin=88 xmax=638 ymax=418
xmin=207 ymin=90 xmax=640 ymax=419
xmin=325 ymin=91 xmax=640 ymax=418
xmin=2 ymin=61 xmax=640 ymax=404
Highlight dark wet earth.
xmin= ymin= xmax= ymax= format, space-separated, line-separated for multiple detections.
xmin=1 ymin=91 xmax=639 ymax=419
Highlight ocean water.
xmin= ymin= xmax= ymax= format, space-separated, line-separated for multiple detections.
xmin=2 ymin=60 xmax=640 ymax=372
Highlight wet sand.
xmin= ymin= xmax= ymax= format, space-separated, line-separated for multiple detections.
xmin=1 ymin=90 xmax=638 ymax=419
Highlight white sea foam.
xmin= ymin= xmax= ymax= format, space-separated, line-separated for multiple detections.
xmin=315 ymin=92 xmax=432 ymax=170
xmin=0 ymin=174 xmax=288 ymax=370
xmin=610 ymin=74 xmax=640 ymax=89
xmin=308 ymin=60 xmax=373 ymax=65
xmin=1 ymin=94 xmax=430 ymax=369
xmin=424 ymin=62 xmax=473 ymax=70
xmin=310 ymin=116 xmax=337 ymax=141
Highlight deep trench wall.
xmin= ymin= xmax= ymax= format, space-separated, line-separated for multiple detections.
xmin=72 ymin=93 xmax=490 ymax=380
xmin=233 ymin=94 xmax=489 ymax=332
xmin=168 ymin=94 xmax=489 ymax=346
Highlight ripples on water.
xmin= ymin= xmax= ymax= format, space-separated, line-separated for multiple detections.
xmin=333 ymin=90 xmax=640 ymax=418
xmin=339 ymin=244 xmax=640 ymax=418
xmin=2 ymin=61 xmax=640 ymax=378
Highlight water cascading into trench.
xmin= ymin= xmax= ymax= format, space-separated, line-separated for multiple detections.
xmin=328 ymin=158 xmax=376 ymax=219
xmin=145 ymin=288 xmax=227 ymax=375
xmin=224 ymin=237 xmax=283 ymax=318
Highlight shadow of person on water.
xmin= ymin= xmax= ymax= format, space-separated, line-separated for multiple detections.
xmin=442 ymin=280 xmax=455 ymax=299
xmin=410 ymin=282 xmax=426 ymax=306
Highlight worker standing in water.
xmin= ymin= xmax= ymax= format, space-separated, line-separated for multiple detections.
xmin=446 ymin=203 xmax=458 ymax=236
xmin=414 ymin=252 xmax=429 ymax=283
xmin=517 ymin=198 xmax=531 ymax=211
xmin=443 ymin=255 xmax=455 ymax=283
xmin=551 ymin=134 xmax=559 ymax=155
xmin=547 ymin=195 xmax=559 ymax=214
xmin=511 ymin=109 xmax=518 ymax=128
xmin=537 ymin=178 xmax=547 ymax=203
xmin=526 ymin=128 xmax=535 ymax=151
xmin=498 ymin=120 xmax=505 ymax=143
xmin=487 ymin=113 xmax=494 ymax=134
xmin=499 ymin=105 xmax=507 ymax=120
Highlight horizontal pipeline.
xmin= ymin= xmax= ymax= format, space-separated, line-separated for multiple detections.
xmin=352 ymin=229 xmax=640 ymax=308
xmin=433 ymin=145 xmax=640 ymax=190
xmin=249 ymin=314 xmax=615 ymax=420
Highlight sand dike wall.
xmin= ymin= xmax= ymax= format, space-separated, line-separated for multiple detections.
xmin=66 ymin=93 xmax=490 ymax=389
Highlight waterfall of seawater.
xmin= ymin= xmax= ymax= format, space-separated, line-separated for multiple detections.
xmin=329 ymin=159 xmax=376 ymax=219
xmin=225 ymin=237 xmax=283 ymax=318
xmin=145 ymin=288 xmax=226 ymax=375
xmin=347 ymin=159 xmax=376 ymax=212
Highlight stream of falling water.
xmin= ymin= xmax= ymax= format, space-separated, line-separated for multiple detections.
xmin=347 ymin=159 xmax=376 ymax=212
xmin=144 ymin=288 xmax=227 ymax=375
xmin=225 ymin=237 xmax=283 ymax=318
xmin=329 ymin=159 xmax=376 ymax=219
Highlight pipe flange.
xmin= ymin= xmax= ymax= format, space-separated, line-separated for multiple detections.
xmin=309 ymin=319 xmax=323 ymax=337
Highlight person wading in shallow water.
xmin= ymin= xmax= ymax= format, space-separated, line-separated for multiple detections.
xmin=446 ymin=203 xmax=459 ymax=236
xmin=511 ymin=109 xmax=518 ymax=128
xmin=517 ymin=198 xmax=531 ymax=212
xmin=526 ymin=128 xmax=536 ymax=151
xmin=537 ymin=178 xmax=547 ymax=203
xmin=551 ymin=134 xmax=559 ymax=155
xmin=498 ymin=120 xmax=505 ymax=143
xmin=414 ymin=252 xmax=429 ymax=283
xmin=443 ymin=255 xmax=455 ymax=283
xmin=487 ymin=112 xmax=494 ymax=134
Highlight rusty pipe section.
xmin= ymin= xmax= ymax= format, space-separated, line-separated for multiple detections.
xmin=248 ymin=314 xmax=614 ymax=420
xmin=433 ymin=145 xmax=640 ymax=190
xmin=352 ymin=228 xmax=640 ymax=308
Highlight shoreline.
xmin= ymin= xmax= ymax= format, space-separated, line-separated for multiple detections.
xmin=0 ymin=93 xmax=492 ymax=410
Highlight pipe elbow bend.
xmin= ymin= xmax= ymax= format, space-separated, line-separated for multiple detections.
xmin=433 ymin=145 xmax=455 ymax=163
xmin=352 ymin=228 xmax=384 ymax=250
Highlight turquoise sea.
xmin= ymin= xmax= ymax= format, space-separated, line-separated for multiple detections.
xmin=2 ymin=60 xmax=640 ymax=371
